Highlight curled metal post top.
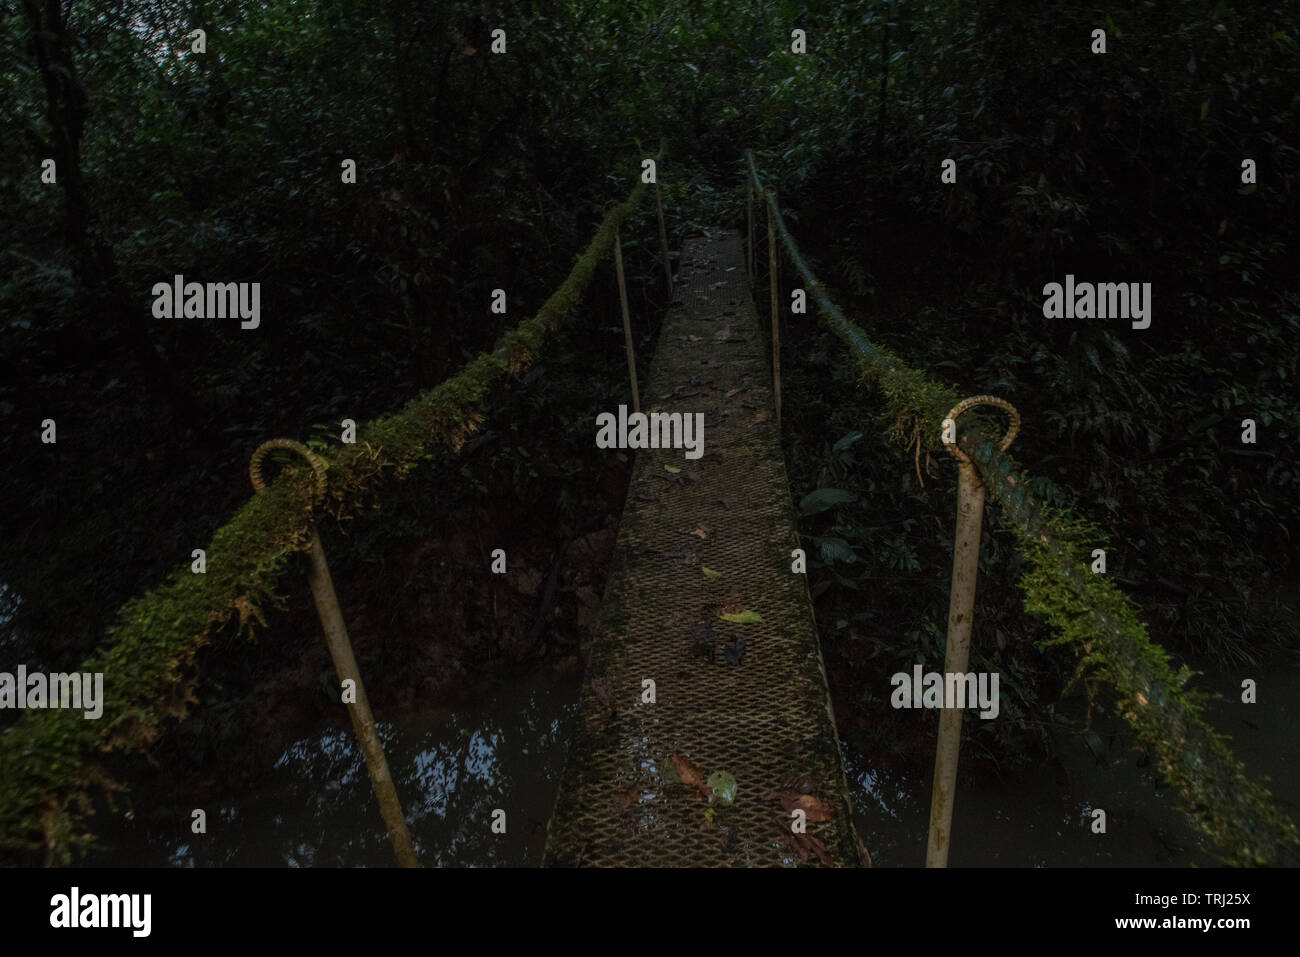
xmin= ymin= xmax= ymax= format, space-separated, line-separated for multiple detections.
xmin=250 ymin=438 xmax=328 ymax=508
xmin=942 ymin=394 xmax=1021 ymax=464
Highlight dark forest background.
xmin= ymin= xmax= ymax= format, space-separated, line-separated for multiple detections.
xmin=1 ymin=0 xmax=1297 ymax=865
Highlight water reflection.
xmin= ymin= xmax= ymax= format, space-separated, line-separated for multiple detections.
xmin=93 ymin=669 xmax=580 ymax=867
xmin=846 ymin=660 xmax=1300 ymax=866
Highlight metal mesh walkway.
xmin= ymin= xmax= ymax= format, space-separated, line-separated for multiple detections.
xmin=543 ymin=229 xmax=863 ymax=867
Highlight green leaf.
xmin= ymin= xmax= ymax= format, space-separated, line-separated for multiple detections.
xmin=660 ymin=759 xmax=682 ymax=785
xmin=702 ymin=566 xmax=722 ymax=579
xmin=718 ymin=609 xmax=764 ymax=623
xmin=1083 ymin=730 xmax=1106 ymax=761
xmin=664 ymin=465 xmax=681 ymax=474
xmin=798 ymin=487 xmax=857 ymax=515
xmin=1200 ymin=99 xmax=1210 ymax=120
xmin=818 ymin=537 xmax=857 ymax=564
xmin=707 ymin=770 xmax=738 ymax=805
xmin=832 ymin=431 xmax=863 ymax=452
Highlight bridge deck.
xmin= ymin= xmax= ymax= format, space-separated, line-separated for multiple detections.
xmin=543 ymin=229 xmax=863 ymax=866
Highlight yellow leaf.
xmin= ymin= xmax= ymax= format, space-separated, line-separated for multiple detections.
xmin=719 ymin=609 xmax=763 ymax=623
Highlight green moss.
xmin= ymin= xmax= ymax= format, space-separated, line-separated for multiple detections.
xmin=0 ymin=154 xmax=660 ymax=863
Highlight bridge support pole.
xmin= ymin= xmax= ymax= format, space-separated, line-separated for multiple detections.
xmin=655 ymin=180 xmax=672 ymax=295
xmin=250 ymin=440 xmax=419 ymax=868
xmin=746 ymin=177 xmax=754 ymax=285
xmin=765 ymin=188 xmax=782 ymax=429
xmin=614 ymin=226 xmax=641 ymax=414
xmin=925 ymin=458 xmax=983 ymax=868
xmin=927 ymin=396 xmax=1019 ymax=867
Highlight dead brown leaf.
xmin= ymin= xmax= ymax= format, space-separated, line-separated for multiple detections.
xmin=753 ymin=410 xmax=772 ymax=423
xmin=774 ymin=816 xmax=836 ymax=867
xmin=804 ymin=833 xmax=835 ymax=866
xmin=778 ymin=775 xmax=818 ymax=794
xmin=690 ymin=527 xmax=708 ymax=540
xmin=591 ymin=677 xmax=614 ymax=718
xmin=775 ymin=790 xmax=835 ymax=822
xmin=671 ymin=754 xmax=706 ymax=789
xmin=612 ymin=785 xmax=638 ymax=815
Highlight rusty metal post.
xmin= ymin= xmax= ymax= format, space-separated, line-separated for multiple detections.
xmin=926 ymin=397 xmax=1019 ymax=867
xmin=250 ymin=440 xmax=419 ymax=868
xmin=766 ymin=188 xmax=782 ymax=429
xmin=655 ymin=179 xmax=672 ymax=295
xmin=613 ymin=226 xmax=641 ymax=414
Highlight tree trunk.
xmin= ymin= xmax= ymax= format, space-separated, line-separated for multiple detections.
xmin=22 ymin=0 xmax=206 ymax=427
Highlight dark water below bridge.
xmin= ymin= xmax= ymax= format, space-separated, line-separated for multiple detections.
xmin=82 ymin=650 xmax=1296 ymax=867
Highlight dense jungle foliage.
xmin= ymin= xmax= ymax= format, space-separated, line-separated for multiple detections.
xmin=1 ymin=0 xmax=1296 ymax=865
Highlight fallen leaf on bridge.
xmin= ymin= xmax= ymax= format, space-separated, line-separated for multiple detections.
xmin=702 ymin=566 xmax=722 ymax=579
xmin=591 ymin=677 xmax=614 ymax=718
xmin=719 ymin=609 xmax=763 ymax=623
xmin=776 ymin=792 xmax=835 ymax=822
xmin=707 ymin=770 xmax=738 ymax=806
xmin=690 ymin=527 xmax=708 ymax=539
xmin=778 ymin=775 xmax=818 ymax=794
xmin=670 ymin=754 xmax=706 ymax=790
xmin=612 ymin=785 xmax=638 ymax=815
xmin=775 ymin=816 xmax=835 ymax=866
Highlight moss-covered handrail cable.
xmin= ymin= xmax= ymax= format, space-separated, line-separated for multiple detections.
xmin=0 ymin=148 xmax=664 ymax=863
xmin=744 ymin=151 xmax=1300 ymax=866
